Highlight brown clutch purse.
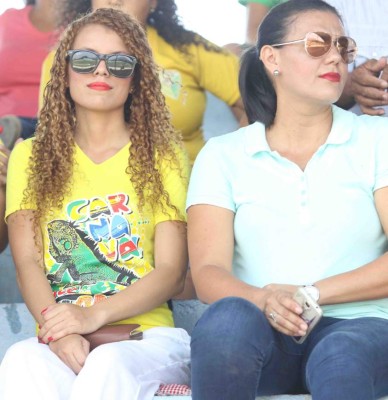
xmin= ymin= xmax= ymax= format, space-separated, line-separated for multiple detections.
xmin=83 ymin=324 xmax=143 ymax=351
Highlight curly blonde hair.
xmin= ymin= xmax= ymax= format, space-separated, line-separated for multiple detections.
xmin=26 ymin=8 xmax=184 ymax=224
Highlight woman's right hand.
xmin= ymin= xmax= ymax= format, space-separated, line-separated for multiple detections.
xmin=261 ymin=284 xmax=308 ymax=337
xmin=49 ymin=334 xmax=90 ymax=374
xmin=39 ymin=303 xmax=104 ymax=343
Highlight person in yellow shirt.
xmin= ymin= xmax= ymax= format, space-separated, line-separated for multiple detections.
xmin=0 ymin=9 xmax=190 ymax=399
xmin=39 ymin=0 xmax=245 ymax=165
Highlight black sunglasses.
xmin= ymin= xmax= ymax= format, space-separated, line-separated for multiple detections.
xmin=272 ymin=32 xmax=357 ymax=65
xmin=67 ymin=49 xmax=137 ymax=78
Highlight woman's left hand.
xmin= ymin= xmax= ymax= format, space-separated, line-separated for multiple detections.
xmin=39 ymin=303 xmax=104 ymax=343
xmin=262 ymin=283 xmax=308 ymax=337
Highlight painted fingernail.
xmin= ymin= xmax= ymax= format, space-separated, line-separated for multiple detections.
xmin=41 ymin=307 xmax=48 ymax=315
xmin=0 ymin=126 xmax=3 ymax=134
xmin=48 ymin=336 xmax=54 ymax=342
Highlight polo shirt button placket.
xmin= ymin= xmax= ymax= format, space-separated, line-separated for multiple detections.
xmin=299 ymin=174 xmax=310 ymax=224
xmin=300 ymin=175 xmax=307 ymax=205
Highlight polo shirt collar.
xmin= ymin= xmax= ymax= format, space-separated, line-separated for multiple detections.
xmin=244 ymin=105 xmax=354 ymax=156
xmin=244 ymin=121 xmax=270 ymax=156
xmin=326 ymin=105 xmax=354 ymax=145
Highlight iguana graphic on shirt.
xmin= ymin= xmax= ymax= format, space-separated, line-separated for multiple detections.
xmin=47 ymin=220 xmax=139 ymax=285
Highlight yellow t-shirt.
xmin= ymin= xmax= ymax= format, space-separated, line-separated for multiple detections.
xmin=6 ymin=139 xmax=189 ymax=330
xmin=39 ymin=27 xmax=240 ymax=163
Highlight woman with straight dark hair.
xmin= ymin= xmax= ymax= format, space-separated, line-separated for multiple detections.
xmin=187 ymin=0 xmax=388 ymax=399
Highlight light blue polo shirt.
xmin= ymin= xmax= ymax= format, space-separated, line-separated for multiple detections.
xmin=187 ymin=105 xmax=388 ymax=319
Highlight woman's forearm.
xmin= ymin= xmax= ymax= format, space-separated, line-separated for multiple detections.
xmin=15 ymin=260 xmax=56 ymax=326
xmin=8 ymin=210 xmax=56 ymax=325
xmin=316 ymin=252 xmax=388 ymax=305
xmin=192 ymin=263 xmax=270 ymax=310
xmin=91 ymin=263 xmax=186 ymax=326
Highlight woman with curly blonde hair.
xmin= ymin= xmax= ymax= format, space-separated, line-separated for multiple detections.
xmin=0 ymin=8 xmax=190 ymax=400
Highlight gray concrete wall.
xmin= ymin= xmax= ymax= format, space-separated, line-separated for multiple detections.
xmin=0 ymin=246 xmax=32 ymax=360
xmin=0 ymin=246 xmax=22 ymax=303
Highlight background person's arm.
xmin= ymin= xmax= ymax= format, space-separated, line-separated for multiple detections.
xmin=231 ymin=97 xmax=248 ymax=126
xmin=38 ymin=51 xmax=56 ymax=113
xmin=337 ymin=57 xmax=388 ymax=115
xmin=246 ymin=2 xmax=271 ymax=44
xmin=224 ymin=1 xmax=271 ymax=56
xmin=0 ymin=186 xmax=6 ymax=253
xmin=0 ymin=143 xmax=10 ymax=252
xmin=0 ymin=138 xmax=24 ymax=252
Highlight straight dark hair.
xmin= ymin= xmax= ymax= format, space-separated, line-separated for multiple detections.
xmin=239 ymin=0 xmax=342 ymax=126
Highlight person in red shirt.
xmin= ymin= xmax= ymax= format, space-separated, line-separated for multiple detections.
xmin=0 ymin=0 xmax=57 ymax=149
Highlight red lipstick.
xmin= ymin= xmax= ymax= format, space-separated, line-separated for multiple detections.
xmin=319 ymin=72 xmax=341 ymax=82
xmin=87 ymin=82 xmax=112 ymax=90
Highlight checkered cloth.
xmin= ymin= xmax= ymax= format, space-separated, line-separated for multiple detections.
xmin=155 ymin=384 xmax=192 ymax=396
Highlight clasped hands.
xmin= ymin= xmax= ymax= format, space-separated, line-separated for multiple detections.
xmin=38 ymin=304 xmax=104 ymax=374
xmin=262 ymin=284 xmax=308 ymax=337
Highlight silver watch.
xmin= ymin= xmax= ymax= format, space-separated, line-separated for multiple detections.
xmin=303 ymin=285 xmax=320 ymax=303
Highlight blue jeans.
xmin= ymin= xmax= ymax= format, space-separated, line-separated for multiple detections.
xmin=19 ymin=117 xmax=37 ymax=139
xmin=191 ymin=297 xmax=388 ymax=400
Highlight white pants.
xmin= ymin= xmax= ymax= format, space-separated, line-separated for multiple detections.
xmin=0 ymin=327 xmax=190 ymax=400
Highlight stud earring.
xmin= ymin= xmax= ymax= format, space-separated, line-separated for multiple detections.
xmin=273 ymin=69 xmax=280 ymax=76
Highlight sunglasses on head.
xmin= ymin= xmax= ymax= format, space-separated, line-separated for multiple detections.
xmin=272 ymin=32 xmax=357 ymax=64
xmin=67 ymin=49 xmax=137 ymax=78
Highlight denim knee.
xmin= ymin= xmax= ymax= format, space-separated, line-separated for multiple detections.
xmin=193 ymin=297 xmax=263 ymax=337
xmin=306 ymin=330 xmax=374 ymax=399
xmin=307 ymin=330 xmax=371 ymax=375
xmin=191 ymin=297 xmax=272 ymax=400
xmin=191 ymin=297 xmax=273 ymax=365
